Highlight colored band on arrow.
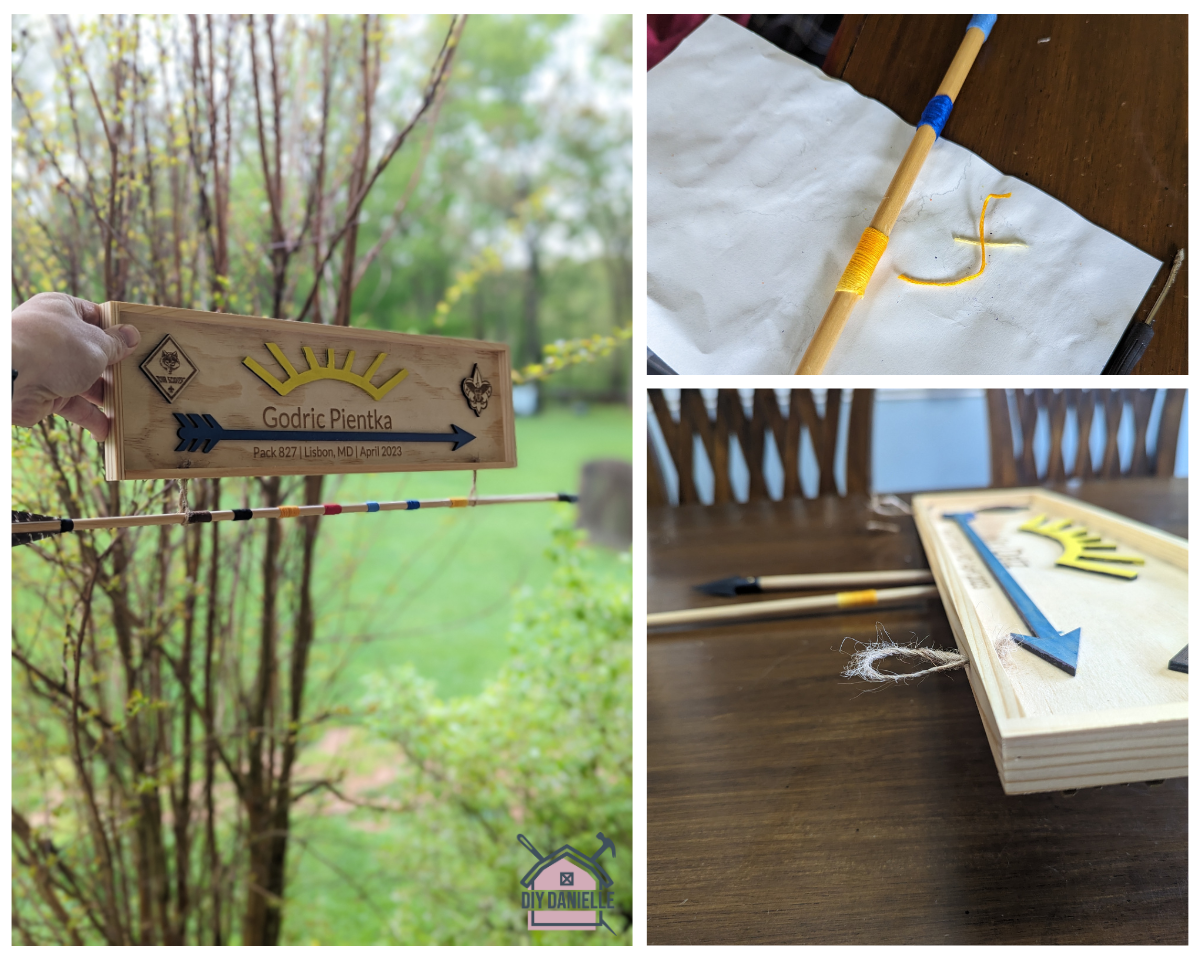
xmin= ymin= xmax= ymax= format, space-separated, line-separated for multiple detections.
xmin=943 ymin=512 xmax=1081 ymax=676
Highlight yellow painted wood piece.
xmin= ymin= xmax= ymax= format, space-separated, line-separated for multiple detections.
xmin=243 ymin=343 xmax=410 ymax=400
xmin=1019 ymin=513 xmax=1145 ymax=579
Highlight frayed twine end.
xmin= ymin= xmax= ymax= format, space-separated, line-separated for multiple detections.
xmin=993 ymin=629 xmax=1018 ymax=668
xmin=869 ymin=493 xmax=913 ymax=518
xmin=841 ymin=623 xmax=968 ymax=682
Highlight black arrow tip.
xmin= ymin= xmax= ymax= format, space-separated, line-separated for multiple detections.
xmin=694 ymin=576 xmax=761 ymax=597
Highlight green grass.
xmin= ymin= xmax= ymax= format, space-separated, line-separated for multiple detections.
xmin=284 ymin=401 xmax=632 ymax=944
xmin=306 ymin=401 xmax=630 ymax=702
xmin=11 ymin=401 xmax=631 ymax=944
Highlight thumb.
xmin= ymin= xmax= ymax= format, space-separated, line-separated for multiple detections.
xmin=98 ymin=324 xmax=141 ymax=366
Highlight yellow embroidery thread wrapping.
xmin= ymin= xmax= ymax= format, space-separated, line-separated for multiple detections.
xmin=837 ymin=588 xmax=879 ymax=608
xmin=835 ymin=227 xmax=890 ymax=297
xmin=277 ymin=505 xmax=301 ymax=518
xmin=899 ymin=192 xmax=1011 ymax=286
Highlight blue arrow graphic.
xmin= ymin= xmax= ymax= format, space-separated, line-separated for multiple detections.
xmin=173 ymin=413 xmax=476 ymax=454
xmin=944 ymin=512 xmax=1080 ymax=676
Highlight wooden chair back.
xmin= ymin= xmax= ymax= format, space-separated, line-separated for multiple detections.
xmin=647 ymin=389 xmax=873 ymax=505
xmin=986 ymin=389 xmax=1186 ymax=487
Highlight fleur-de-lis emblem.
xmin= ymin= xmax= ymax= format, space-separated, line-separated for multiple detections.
xmin=461 ymin=364 xmax=492 ymax=417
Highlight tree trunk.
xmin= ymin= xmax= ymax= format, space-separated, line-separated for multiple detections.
xmin=241 ymin=476 xmax=281 ymax=945
xmin=523 ymin=227 xmax=542 ymax=366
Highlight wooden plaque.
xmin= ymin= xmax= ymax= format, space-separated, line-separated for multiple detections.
xmin=912 ymin=488 xmax=1187 ymax=795
xmin=100 ymin=302 xmax=516 ymax=481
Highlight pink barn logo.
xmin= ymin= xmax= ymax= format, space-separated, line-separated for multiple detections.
xmin=518 ymin=833 xmax=617 ymax=934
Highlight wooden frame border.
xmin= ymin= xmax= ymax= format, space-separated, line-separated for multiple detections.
xmin=913 ymin=487 xmax=1187 ymax=794
xmin=100 ymin=302 xmax=517 ymax=481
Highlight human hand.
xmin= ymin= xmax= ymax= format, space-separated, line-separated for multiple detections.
xmin=11 ymin=292 xmax=141 ymax=441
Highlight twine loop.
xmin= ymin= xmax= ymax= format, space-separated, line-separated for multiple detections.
xmin=177 ymin=478 xmax=190 ymax=524
xmin=841 ymin=624 xmax=968 ymax=683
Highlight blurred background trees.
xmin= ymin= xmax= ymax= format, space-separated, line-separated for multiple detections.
xmin=12 ymin=14 xmax=631 ymax=945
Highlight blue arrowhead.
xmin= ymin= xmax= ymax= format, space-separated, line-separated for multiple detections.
xmin=1011 ymin=628 xmax=1080 ymax=677
xmin=448 ymin=424 xmax=475 ymax=451
xmin=944 ymin=512 xmax=1081 ymax=676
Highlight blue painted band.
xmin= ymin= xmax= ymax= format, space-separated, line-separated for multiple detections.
xmin=917 ymin=94 xmax=954 ymax=139
xmin=967 ymin=14 xmax=997 ymax=40
xmin=366 ymin=501 xmax=379 ymax=512
xmin=406 ymin=500 xmax=420 ymax=510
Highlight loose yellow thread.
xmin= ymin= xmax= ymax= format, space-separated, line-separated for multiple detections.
xmin=837 ymin=588 xmax=879 ymax=608
xmin=835 ymin=227 xmax=889 ymax=297
xmin=278 ymin=505 xmax=301 ymax=519
xmin=449 ymin=496 xmax=470 ymax=508
xmin=953 ymin=237 xmax=1026 ymax=248
xmin=899 ymin=192 xmax=1012 ymax=287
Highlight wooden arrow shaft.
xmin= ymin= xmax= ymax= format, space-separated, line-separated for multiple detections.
xmin=648 ymin=585 xmax=939 ymax=629
xmin=796 ymin=22 xmax=990 ymax=374
xmin=759 ymin=569 xmax=933 ymax=592
xmin=11 ymin=493 xmax=571 ymax=535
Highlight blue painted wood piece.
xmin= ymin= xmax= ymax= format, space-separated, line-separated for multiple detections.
xmin=173 ymin=413 xmax=476 ymax=454
xmin=943 ymin=512 xmax=1080 ymax=676
xmin=1168 ymin=645 xmax=1188 ymax=674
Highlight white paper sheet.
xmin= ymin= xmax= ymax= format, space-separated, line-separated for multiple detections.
xmin=648 ymin=17 xmax=1162 ymax=374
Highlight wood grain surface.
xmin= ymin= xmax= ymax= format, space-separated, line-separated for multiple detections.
xmin=830 ymin=15 xmax=1187 ymax=374
xmin=647 ymin=478 xmax=1187 ymax=944
xmin=100 ymin=302 xmax=516 ymax=480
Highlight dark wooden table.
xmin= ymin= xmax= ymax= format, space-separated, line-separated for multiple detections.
xmin=824 ymin=15 xmax=1187 ymax=374
xmin=647 ymin=479 xmax=1187 ymax=944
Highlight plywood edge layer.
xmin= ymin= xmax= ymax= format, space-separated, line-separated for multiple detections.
xmin=1001 ymin=767 xmax=1188 ymax=795
xmin=1006 ymin=757 xmax=1187 ymax=782
xmin=997 ymin=702 xmax=1188 ymax=741
xmin=1003 ymin=741 xmax=1188 ymax=771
